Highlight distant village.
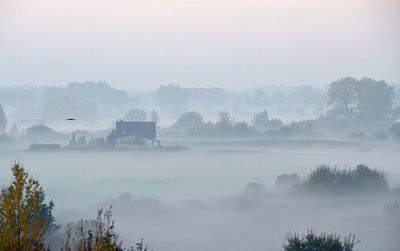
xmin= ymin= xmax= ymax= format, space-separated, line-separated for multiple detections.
xmin=29 ymin=120 xmax=161 ymax=151
xmin=0 ymin=78 xmax=399 ymax=153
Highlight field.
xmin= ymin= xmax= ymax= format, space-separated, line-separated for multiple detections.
xmin=0 ymin=139 xmax=399 ymax=250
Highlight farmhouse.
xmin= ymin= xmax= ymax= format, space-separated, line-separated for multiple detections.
xmin=114 ymin=120 xmax=159 ymax=146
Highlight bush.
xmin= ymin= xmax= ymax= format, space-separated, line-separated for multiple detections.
xmin=283 ymin=229 xmax=359 ymax=251
xmin=24 ymin=124 xmax=65 ymax=140
xmin=293 ymin=164 xmax=388 ymax=195
xmin=244 ymin=182 xmax=267 ymax=197
xmin=275 ymin=173 xmax=301 ymax=192
xmin=62 ymin=206 xmax=149 ymax=251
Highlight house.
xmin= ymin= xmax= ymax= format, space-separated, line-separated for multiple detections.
xmin=115 ymin=120 xmax=156 ymax=140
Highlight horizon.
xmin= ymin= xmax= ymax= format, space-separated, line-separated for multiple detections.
xmin=0 ymin=81 xmax=331 ymax=92
xmin=2 ymin=77 xmax=399 ymax=93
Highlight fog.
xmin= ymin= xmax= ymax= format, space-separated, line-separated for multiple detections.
xmin=1 ymin=1 xmax=400 ymax=250
xmin=0 ymin=77 xmax=399 ymax=251
xmin=1 ymin=141 xmax=399 ymax=250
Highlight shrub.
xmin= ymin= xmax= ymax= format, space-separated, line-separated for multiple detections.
xmin=294 ymin=164 xmax=388 ymax=195
xmin=62 ymin=206 xmax=122 ymax=251
xmin=244 ymin=182 xmax=267 ymax=197
xmin=275 ymin=173 xmax=301 ymax=192
xmin=62 ymin=206 xmax=149 ymax=251
xmin=283 ymin=229 xmax=359 ymax=251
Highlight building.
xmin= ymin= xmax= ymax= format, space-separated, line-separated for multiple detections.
xmin=29 ymin=143 xmax=61 ymax=151
xmin=115 ymin=120 xmax=156 ymax=140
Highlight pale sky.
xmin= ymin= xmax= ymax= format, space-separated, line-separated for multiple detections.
xmin=0 ymin=0 xmax=399 ymax=90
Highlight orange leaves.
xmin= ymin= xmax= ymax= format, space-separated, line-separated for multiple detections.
xmin=0 ymin=163 xmax=48 ymax=250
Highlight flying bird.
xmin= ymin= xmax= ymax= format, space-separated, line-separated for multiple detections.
xmin=65 ymin=118 xmax=77 ymax=121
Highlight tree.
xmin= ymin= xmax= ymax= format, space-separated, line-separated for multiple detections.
xmin=252 ymin=89 xmax=268 ymax=104
xmin=10 ymin=123 xmax=19 ymax=137
xmin=0 ymin=163 xmax=51 ymax=249
xmin=156 ymin=84 xmax=188 ymax=118
xmin=215 ymin=111 xmax=232 ymax=130
xmin=43 ymin=95 xmax=100 ymax=122
xmin=65 ymin=81 xmax=134 ymax=119
xmin=327 ymin=77 xmax=358 ymax=119
xmin=232 ymin=122 xmax=252 ymax=135
xmin=392 ymin=107 xmax=400 ymax=121
xmin=123 ymin=109 xmax=147 ymax=121
xmin=391 ymin=122 xmax=400 ymax=141
xmin=149 ymin=110 xmax=159 ymax=124
xmin=356 ymin=78 xmax=395 ymax=120
xmin=275 ymin=173 xmax=301 ymax=192
xmin=25 ymin=124 xmax=60 ymax=140
xmin=170 ymin=111 xmax=204 ymax=131
xmin=0 ymin=104 xmax=6 ymax=134
xmin=252 ymin=110 xmax=269 ymax=131
xmin=327 ymin=77 xmax=396 ymax=121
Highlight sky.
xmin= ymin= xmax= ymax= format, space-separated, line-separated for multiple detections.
xmin=0 ymin=0 xmax=399 ymax=90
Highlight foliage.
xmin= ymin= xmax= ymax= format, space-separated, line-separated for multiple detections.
xmin=149 ymin=110 xmax=159 ymax=123
xmin=356 ymin=78 xmax=395 ymax=119
xmin=10 ymin=122 xmax=19 ymax=136
xmin=0 ymin=163 xmax=51 ymax=249
xmin=393 ymin=107 xmax=400 ymax=121
xmin=275 ymin=173 xmax=301 ymax=191
xmin=252 ymin=110 xmax=269 ymax=131
xmin=0 ymin=104 xmax=6 ymax=134
xmin=327 ymin=77 xmax=395 ymax=121
xmin=348 ymin=131 xmax=366 ymax=141
xmin=232 ymin=122 xmax=252 ymax=135
xmin=215 ymin=111 xmax=233 ymax=130
xmin=156 ymin=84 xmax=188 ymax=118
xmin=25 ymin=124 xmax=63 ymax=140
xmin=391 ymin=122 xmax=400 ymax=141
xmin=252 ymin=89 xmax=268 ymax=104
xmin=106 ymin=130 xmax=117 ymax=147
xmin=62 ymin=207 xmax=122 ymax=251
xmin=244 ymin=183 xmax=266 ymax=197
xmin=67 ymin=133 xmax=88 ymax=149
xmin=37 ymin=191 xmax=59 ymax=234
xmin=267 ymin=119 xmax=283 ymax=131
xmin=62 ymin=207 xmax=148 ymax=251
xmin=43 ymin=95 xmax=100 ymax=122
xmin=95 ymin=137 xmax=107 ymax=148
xmin=327 ymin=77 xmax=358 ymax=119
xmin=41 ymin=81 xmax=136 ymax=119
xmin=166 ymin=110 xmax=271 ymax=137
xmin=283 ymin=229 xmax=358 ymax=251
xmin=252 ymin=109 xmax=290 ymax=132
xmin=123 ymin=109 xmax=147 ymax=122
xmin=66 ymin=81 xmax=135 ymax=118
xmin=295 ymin=164 xmax=388 ymax=195
xmin=170 ymin=111 xmax=204 ymax=131
xmin=280 ymin=120 xmax=313 ymax=136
